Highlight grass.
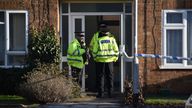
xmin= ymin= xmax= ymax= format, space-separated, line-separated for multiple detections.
xmin=144 ymin=94 xmax=188 ymax=105
xmin=0 ymin=95 xmax=26 ymax=104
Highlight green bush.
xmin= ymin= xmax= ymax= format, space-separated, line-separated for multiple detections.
xmin=28 ymin=24 xmax=60 ymax=67
xmin=18 ymin=63 xmax=81 ymax=103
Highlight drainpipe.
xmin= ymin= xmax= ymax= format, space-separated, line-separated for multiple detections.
xmin=133 ymin=0 xmax=139 ymax=106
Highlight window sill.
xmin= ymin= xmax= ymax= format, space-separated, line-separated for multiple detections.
xmin=159 ymin=65 xmax=192 ymax=69
xmin=7 ymin=51 xmax=27 ymax=55
xmin=0 ymin=65 xmax=27 ymax=69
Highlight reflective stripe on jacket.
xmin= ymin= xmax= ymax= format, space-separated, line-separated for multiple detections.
xmin=67 ymin=38 xmax=85 ymax=69
xmin=90 ymin=32 xmax=119 ymax=62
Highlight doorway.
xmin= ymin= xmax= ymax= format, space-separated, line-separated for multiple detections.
xmin=61 ymin=2 xmax=133 ymax=93
xmin=71 ymin=15 xmax=122 ymax=92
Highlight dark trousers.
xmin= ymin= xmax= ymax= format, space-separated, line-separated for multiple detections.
xmin=71 ymin=66 xmax=82 ymax=83
xmin=96 ymin=62 xmax=113 ymax=96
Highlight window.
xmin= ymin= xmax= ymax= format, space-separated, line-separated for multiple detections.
xmin=0 ymin=12 xmax=5 ymax=65
xmin=71 ymin=3 xmax=123 ymax=12
xmin=166 ymin=13 xmax=183 ymax=23
xmin=62 ymin=16 xmax=68 ymax=56
xmin=166 ymin=29 xmax=183 ymax=63
xmin=162 ymin=10 xmax=192 ymax=69
xmin=187 ymin=11 xmax=192 ymax=65
xmin=0 ymin=11 xmax=28 ymax=68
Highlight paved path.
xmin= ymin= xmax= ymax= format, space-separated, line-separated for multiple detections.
xmin=39 ymin=95 xmax=131 ymax=108
xmin=39 ymin=103 xmax=130 ymax=108
xmin=0 ymin=93 xmax=131 ymax=108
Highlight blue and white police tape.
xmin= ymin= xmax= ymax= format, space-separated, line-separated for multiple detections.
xmin=136 ymin=54 xmax=192 ymax=61
xmin=120 ymin=45 xmax=192 ymax=61
xmin=121 ymin=51 xmax=192 ymax=61
xmin=124 ymin=53 xmax=192 ymax=60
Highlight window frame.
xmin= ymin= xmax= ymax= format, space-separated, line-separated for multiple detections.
xmin=0 ymin=10 xmax=28 ymax=68
xmin=161 ymin=10 xmax=191 ymax=69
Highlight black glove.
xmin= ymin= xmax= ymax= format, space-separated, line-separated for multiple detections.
xmin=80 ymin=41 xmax=86 ymax=49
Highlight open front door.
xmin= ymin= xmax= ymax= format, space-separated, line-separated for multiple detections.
xmin=67 ymin=14 xmax=131 ymax=93
xmin=61 ymin=2 xmax=133 ymax=95
xmin=84 ymin=15 xmax=125 ymax=93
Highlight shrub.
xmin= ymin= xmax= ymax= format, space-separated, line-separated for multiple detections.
xmin=124 ymin=80 xmax=133 ymax=105
xmin=18 ymin=63 xmax=81 ymax=103
xmin=27 ymin=24 xmax=60 ymax=67
xmin=124 ymin=80 xmax=144 ymax=107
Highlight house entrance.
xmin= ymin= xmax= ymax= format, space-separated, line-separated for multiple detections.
xmin=72 ymin=15 xmax=121 ymax=92
xmin=61 ymin=2 xmax=133 ymax=93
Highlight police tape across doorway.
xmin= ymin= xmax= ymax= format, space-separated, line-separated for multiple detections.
xmin=120 ymin=45 xmax=192 ymax=61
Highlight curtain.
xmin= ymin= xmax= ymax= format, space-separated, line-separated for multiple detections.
xmin=9 ymin=13 xmax=25 ymax=51
xmin=166 ymin=30 xmax=182 ymax=63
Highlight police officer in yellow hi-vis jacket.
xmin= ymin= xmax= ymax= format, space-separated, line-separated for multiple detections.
xmin=90 ymin=23 xmax=119 ymax=98
xmin=67 ymin=31 xmax=89 ymax=83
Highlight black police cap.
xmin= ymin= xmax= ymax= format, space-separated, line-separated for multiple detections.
xmin=99 ymin=22 xmax=107 ymax=28
xmin=75 ymin=31 xmax=85 ymax=37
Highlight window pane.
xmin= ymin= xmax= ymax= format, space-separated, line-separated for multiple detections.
xmin=187 ymin=11 xmax=192 ymax=65
xmin=166 ymin=30 xmax=182 ymax=63
xmin=62 ymin=3 xmax=68 ymax=13
xmin=75 ymin=19 xmax=82 ymax=32
xmin=125 ymin=15 xmax=132 ymax=55
xmin=62 ymin=16 xmax=68 ymax=56
xmin=125 ymin=15 xmax=132 ymax=81
xmin=125 ymin=3 xmax=132 ymax=13
xmin=0 ymin=24 xmax=5 ymax=65
xmin=167 ymin=13 xmax=182 ymax=23
xmin=9 ymin=13 xmax=26 ymax=51
xmin=71 ymin=3 xmax=123 ymax=12
xmin=0 ymin=12 xmax=4 ymax=22
xmin=8 ymin=55 xmax=26 ymax=65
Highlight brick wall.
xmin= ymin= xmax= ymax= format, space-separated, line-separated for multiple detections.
xmin=0 ymin=0 xmax=59 ymax=32
xmin=138 ymin=0 xmax=192 ymax=94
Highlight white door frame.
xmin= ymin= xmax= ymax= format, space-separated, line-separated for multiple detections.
xmin=120 ymin=14 xmax=125 ymax=93
xmin=68 ymin=13 xmax=125 ymax=92
xmin=71 ymin=16 xmax=86 ymax=92
xmin=71 ymin=16 xmax=85 ymax=40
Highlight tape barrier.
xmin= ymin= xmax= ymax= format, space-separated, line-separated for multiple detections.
xmin=120 ymin=45 xmax=192 ymax=61
xmin=136 ymin=54 xmax=192 ymax=61
xmin=121 ymin=51 xmax=192 ymax=61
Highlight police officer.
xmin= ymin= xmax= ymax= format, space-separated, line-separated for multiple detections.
xmin=90 ymin=23 xmax=119 ymax=98
xmin=67 ymin=31 xmax=89 ymax=83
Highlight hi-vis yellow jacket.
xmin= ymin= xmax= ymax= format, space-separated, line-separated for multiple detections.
xmin=89 ymin=32 xmax=119 ymax=62
xmin=67 ymin=38 xmax=85 ymax=69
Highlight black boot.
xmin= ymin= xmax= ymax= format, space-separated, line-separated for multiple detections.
xmin=108 ymin=91 xmax=112 ymax=98
xmin=96 ymin=92 xmax=104 ymax=98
